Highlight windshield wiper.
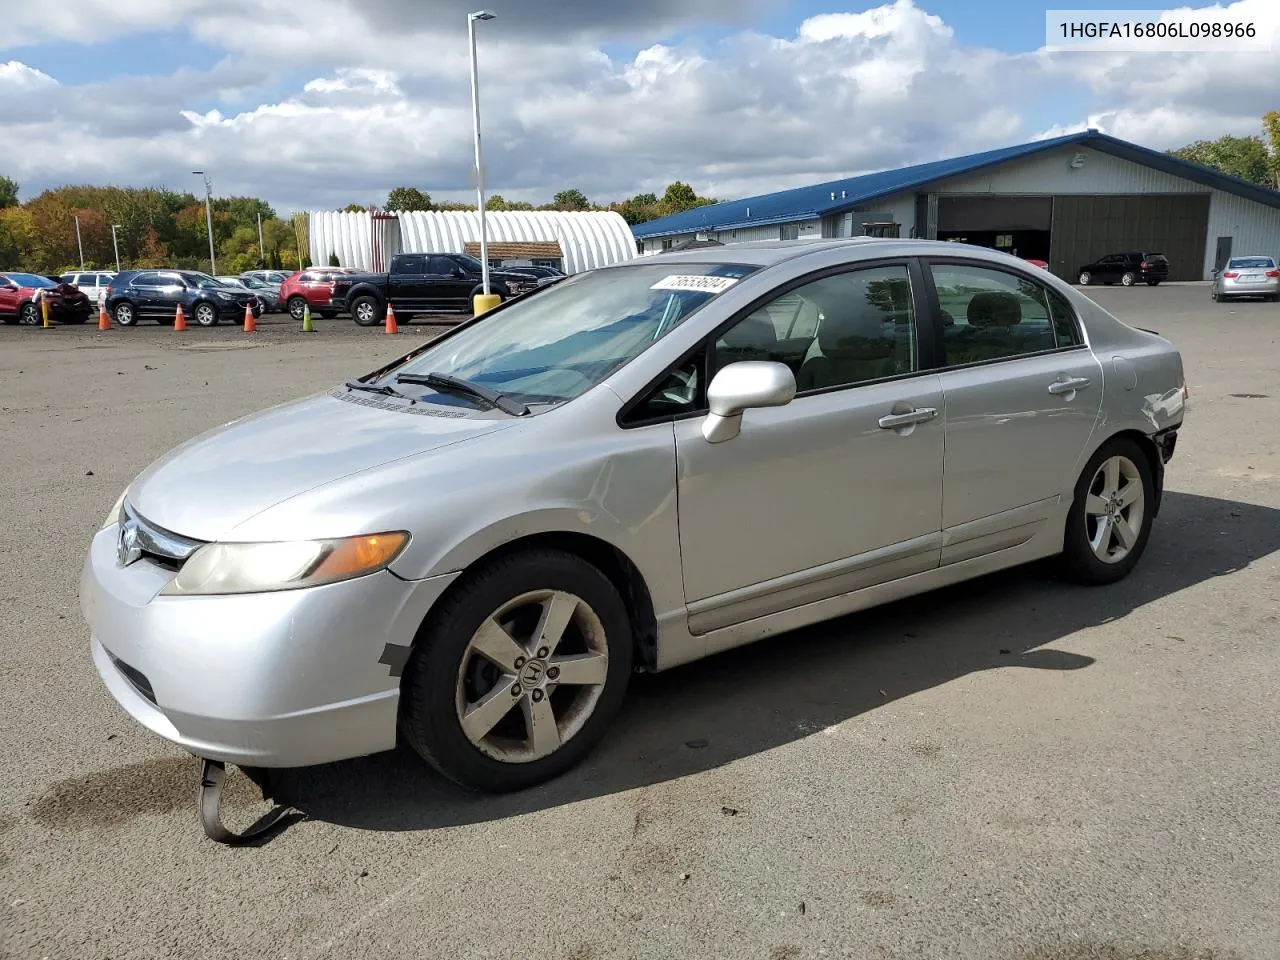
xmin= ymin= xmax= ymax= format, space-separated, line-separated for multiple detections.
xmin=396 ymin=372 xmax=529 ymax=417
xmin=345 ymin=379 xmax=417 ymax=401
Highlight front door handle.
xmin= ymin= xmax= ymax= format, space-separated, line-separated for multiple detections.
xmin=1048 ymin=377 xmax=1091 ymax=395
xmin=878 ymin=407 xmax=938 ymax=429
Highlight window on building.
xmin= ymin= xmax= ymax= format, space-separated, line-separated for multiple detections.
xmin=862 ymin=222 xmax=900 ymax=238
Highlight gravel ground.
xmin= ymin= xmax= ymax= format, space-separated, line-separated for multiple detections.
xmin=1 ymin=283 xmax=1277 ymax=960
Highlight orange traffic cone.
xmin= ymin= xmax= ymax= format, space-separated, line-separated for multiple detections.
xmin=173 ymin=303 xmax=187 ymax=331
xmin=384 ymin=303 xmax=398 ymax=335
xmin=243 ymin=302 xmax=256 ymax=333
xmin=97 ymin=303 xmax=110 ymax=330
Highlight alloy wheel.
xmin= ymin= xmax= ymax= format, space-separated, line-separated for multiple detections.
xmin=1084 ymin=455 xmax=1145 ymax=564
xmin=1078 ymin=272 xmax=1090 ymax=285
xmin=355 ymin=300 xmax=376 ymax=325
xmin=196 ymin=303 xmax=217 ymax=326
xmin=455 ymin=589 xmax=609 ymax=763
xmin=19 ymin=303 xmax=39 ymax=325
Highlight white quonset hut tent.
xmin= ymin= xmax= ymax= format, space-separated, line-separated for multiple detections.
xmin=307 ymin=210 xmax=637 ymax=274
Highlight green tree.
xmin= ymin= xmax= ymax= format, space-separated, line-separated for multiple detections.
xmin=328 ymin=252 xmax=341 ymax=266
xmin=552 ymin=188 xmax=590 ymax=211
xmin=385 ymin=186 xmax=433 ymax=211
xmin=1168 ymin=135 xmax=1271 ymax=186
xmin=1263 ymin=111 xmax=1280 ymax=188
xmin=0 ymin=206 xmax=34 ymax=269
xmin=342 ymin=202 xmax=367 ymax=213
xmin=612 ymin=192 xmax=662 ymax=225
xmin=658 ymin=181 xmax=715 ymax=216
xmin=0 ymin=175 xmax=17 ymax=209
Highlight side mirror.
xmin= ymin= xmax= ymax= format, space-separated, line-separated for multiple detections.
xmin=702 ymin=361 xmax=796 ymax=443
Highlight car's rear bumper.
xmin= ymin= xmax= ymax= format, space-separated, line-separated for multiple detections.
xmin=1219 ymin=278 xmax=1279 ymax=298
xmin=80 ymin=524 xmax=459 ymax=767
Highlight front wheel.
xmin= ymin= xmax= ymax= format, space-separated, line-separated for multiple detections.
xmin=1060 ymin=437 xmax=1155 ymax=585
xmin=1078 ymin=272 xmax=1091 ymax=285
xmin=18 ymin=302 xmax=40 ymax=325
xmin=1120 ymin=272 xmax=1136 ymax=286
xmin=399 ymin=549 xmax=633 ymax=792
xmin=194 ymin=302 xmax=218 ymax=327
xmin=351 ymin=296 xmax=383 ymax=327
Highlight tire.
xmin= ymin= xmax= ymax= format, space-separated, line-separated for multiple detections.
xmin=18 ymin=302 xmax=40 ymax=325
xmin=113 ymin=302 xmax=137 ymax=326
xmin=194 ymin=302 xmax=218 ymax=327
xmin=287 ymin=297 xmax=307 ymax=321
xmin=1077 ymin=272 xmax=1090 ymax=285
xmin=1146 ymin=280 xmax=1159 ymax=287
xmin=351 ymin=295 xmax=383 ymax=327
xmin=1120 ymin=272 xmax=1136 ymax=286
xmin=1060 ymin=437 xmax=1156 ymax=585
xmin=399 ymin=548 xmax=634 ymax=792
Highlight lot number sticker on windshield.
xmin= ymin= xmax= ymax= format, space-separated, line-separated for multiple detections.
xmin=650 ymin=275 xmax=740 ymax=294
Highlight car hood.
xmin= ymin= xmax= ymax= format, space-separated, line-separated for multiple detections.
xmin=127 ymin=390 xmax=513 ymax=541
xmin=29 ymin=283 xmax=88 ymax=302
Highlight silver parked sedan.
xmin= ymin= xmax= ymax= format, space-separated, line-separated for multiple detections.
xmin=1211 ymin=255 xmax=1280 ymax=303
xmin=82 ymin=238 xmax=1186 ymax=835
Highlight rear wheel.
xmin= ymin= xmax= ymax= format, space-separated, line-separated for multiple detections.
xmin=113 ymin=302 xmax=137 ymax=326
xmin=1078 ymin=272 xmax=1091 ymax=285
xmin=1060 ymin=437 xmax=1155 ymax=585
xmin=1146 ymin=280 xmax=1159 ymax=286
xmin=399 ymin=549 xmax=633 ymax=792
xmin=1120 ymin=272 xmax=1136 ymax=286
xmin=287 ymin=297 xmax=307 ymax=321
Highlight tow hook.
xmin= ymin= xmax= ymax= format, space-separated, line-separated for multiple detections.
xmin=197 ymin=758 xmax=295 ymax=845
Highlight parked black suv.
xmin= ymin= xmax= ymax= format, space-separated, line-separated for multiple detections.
xmin=105 ymin=270 xmax=263 ymax=327
xmin=331 ymin=253 xmax=542 ymax=326
xmin=1076 ymin=252 xmax=1169 ymax=287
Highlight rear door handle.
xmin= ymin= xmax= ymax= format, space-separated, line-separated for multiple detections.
xmin=878 ymin=407 xmax=938 ymax=429
xmin=1048 ymin=377 xmax=1091 ymax=395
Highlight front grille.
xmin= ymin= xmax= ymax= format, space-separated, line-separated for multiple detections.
xmin=120 ymin=502 xmax=205 ymax=570
xmin=109 ymin=653 xmax=157 ymax=706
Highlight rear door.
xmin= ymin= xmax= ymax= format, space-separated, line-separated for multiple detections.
xmin=129 ymin=273 xmax=163 ymax=316
xmin=921 ymin=258 xmax=1104 ymax=563
xmin=388 ymin=255 xmax=427 ymax=310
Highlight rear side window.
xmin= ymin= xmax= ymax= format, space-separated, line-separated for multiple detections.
xmin=1047 ymin=289 xmax=1083 ymax=347
xmin=132 ymin=273 xmax=160 ymax=286
xmin=393 ymin=255 xmax=424 ymax=274
xmin=930 ymin=263 xmax=1059 ymax=365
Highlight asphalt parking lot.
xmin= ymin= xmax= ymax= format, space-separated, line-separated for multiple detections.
xmin=2 ymin=283 xmax=1278 ymax=960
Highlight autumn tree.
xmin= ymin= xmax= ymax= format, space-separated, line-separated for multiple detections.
xmin=1263 ymin=111 xmax=1280 ymax=188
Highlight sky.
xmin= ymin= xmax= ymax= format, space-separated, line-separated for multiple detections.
xmin=1 ymin=0 xmax=1278 ymax=215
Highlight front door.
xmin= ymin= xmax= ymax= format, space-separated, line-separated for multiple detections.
xmin=923 ymin=260 xmax=1103 ymax=562
xmin=672 ymin=262 xmax=945 ymax=634
xmin=0 ymin=278 xmax=19 ymax=317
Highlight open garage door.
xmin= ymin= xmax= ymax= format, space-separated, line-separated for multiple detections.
xmin=936 ymin=196 xmax=1052 ymax=262
xmin=1050 ymin=194 xmax=1209 ymax=282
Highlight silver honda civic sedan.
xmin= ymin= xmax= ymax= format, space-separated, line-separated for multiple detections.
xmin=82 ymin=238 xmax=1187 ymax=798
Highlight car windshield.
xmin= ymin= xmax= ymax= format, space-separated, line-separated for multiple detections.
xmin=379 ymin=261 xmax=761 ymax=407
xmin=5 ymin=273 xmax=57 ymax=288
xmin=1227 ymin=257 xmax=1275 ymax=269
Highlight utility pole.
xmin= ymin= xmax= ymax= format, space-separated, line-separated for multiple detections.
xmin=257 ymin=212 xmax=265 ymax=267
xmin=111 ymin=224 xmax=122 ymax=272
xmin=193 ymin=170 xmax=216 ymax=275
xmin=469 ymin=9 xmax=496 ymax=297
xmin=74 ymin=215 xmax=85 ymax=269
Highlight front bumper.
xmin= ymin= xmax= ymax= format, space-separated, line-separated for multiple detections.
xmin=80 ymin=525 xmax=459 ymax=767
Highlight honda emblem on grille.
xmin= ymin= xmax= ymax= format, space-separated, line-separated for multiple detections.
xmin=117 ymin=519 xmax=142 ymax=567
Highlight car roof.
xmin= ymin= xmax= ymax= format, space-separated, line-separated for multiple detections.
xmin=628 ymin=236 xmax=1036 ymax=269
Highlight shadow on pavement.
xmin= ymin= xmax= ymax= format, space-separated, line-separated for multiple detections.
xmin=265 ymin=490 xmax=1280 ymax=835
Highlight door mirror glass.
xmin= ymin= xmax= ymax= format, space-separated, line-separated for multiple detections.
xmin=702 ymin=360 xmax=795 ymax=443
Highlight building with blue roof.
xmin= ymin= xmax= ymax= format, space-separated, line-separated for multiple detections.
xmin=632 ymin=130 xmax=1280 ymax=282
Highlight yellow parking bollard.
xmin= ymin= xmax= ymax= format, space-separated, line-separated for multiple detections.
xmin=40 ymin=292 xmax=51 ymax=329
xmin=472 ymin=293 xmax=501 ymax=317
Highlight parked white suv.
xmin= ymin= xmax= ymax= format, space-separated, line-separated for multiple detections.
xmin=60 ymin=271 xmax=117 ymax=307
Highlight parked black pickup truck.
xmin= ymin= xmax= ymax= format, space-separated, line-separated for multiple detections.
xmin=331 ymin=252 xmax=543 ymax=326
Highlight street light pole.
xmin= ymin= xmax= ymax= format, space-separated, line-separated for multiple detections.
xmin=468 ymin=10 xmax=496 ymax=297
xmin=75 ymin=215 xmax=85 ymax=269
xmin=111 ymin=224 xmax=122 ymax=272
xmin=257 ymin=212 xmax=265 ymax=268
xmin=193 ymin=170 xmax=216 ymax=275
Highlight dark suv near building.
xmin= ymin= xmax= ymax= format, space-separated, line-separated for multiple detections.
xmin=105 ymin=270 xmax=263 ymax=326
xmin=1076 ymin=252 xmax=1170 ymax=287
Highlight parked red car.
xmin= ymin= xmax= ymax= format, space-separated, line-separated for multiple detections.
xmin=0 ymin=272 xmax=93 ymax=325
xmin=279 ymin=267 xmax=359 ymax=321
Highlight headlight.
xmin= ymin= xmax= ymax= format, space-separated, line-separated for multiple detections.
xmin=101 ymin=488 xmax=128 ymax=530
xmin=215 ymin=291 xmax=235 ymax=300
xmin=159 ymin=531 xmax=410 ymax=596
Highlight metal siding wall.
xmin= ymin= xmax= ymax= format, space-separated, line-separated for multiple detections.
xmin=931 ymin=145 xmax=1205 ymax=196
xmin=1204 ymin=192 xmax=1280 ymax=278
xmin=1049 ymin=195 xmax=1209 ymax=281
xmin=713 ymin=223 xmax=791 ymax=243
xmin=308 ymin=211 xmax=636 ymax=273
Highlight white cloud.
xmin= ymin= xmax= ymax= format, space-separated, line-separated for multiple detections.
xmin=0 ymin=0 xmax=1278 ymax=213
